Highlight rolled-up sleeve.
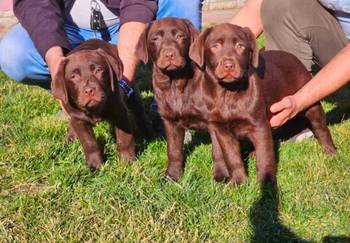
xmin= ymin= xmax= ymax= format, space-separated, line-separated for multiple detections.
xmin=120 ymin=0 xmax=157 ymax=25
xmin=14 ymin=0 xmax=71 ymax=58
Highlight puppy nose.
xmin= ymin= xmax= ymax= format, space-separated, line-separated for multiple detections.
xmin=223 ymin=60 xmax=235 ymax=71
xmin=84 ymin=87 xmax=95 ymax=96
xmin=164 ymin=49 xmax=175 ymax=60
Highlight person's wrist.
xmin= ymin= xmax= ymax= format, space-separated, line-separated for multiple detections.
xmin=45 ymin=46 xmax=64 ymax=77
xmin=292 ymin=92 xmax=305 ymax=114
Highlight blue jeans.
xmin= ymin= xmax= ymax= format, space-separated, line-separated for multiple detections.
xmin=0 ymin=0 xmax=202 ymax=87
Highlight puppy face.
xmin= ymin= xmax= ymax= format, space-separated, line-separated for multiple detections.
xmin=64 ymin=50 xmax=110 ymax=112
xmin=136 ymin=17 xmax=199 ymax=72
xmin=190 ymin=24 xmax=259 ymax=83
xmin=52 ymin=48 xmax=123 ymax=114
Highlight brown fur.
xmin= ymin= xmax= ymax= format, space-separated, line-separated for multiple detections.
xmin=52 ymin=39 xmax=150 ymax=169
xmin=136 ymin=18 xmax=230 ymax=181
xmin=190 ymin=23 xmax=336 ymax=184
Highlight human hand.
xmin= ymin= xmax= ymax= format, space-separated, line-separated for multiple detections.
xmin=269 ymin=95 xmax=302 ymax=127
xmin=118 ymin=21 xmax=147 ymax=84
xmin=45 ymin=46 xmax=65 ymax=80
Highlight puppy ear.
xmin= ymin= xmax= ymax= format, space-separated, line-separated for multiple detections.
xmin=183 ymin=19 xmax=200 ymax=44
xmin=51 ymin=58 xmax=69 ymax=104
xmin=189 ymin=27 xmax=211 ymax=69
xmin=135 ymin=24 xmax=150 ymax=64
xmin=243 ymin=27 xmax=259 ymax=68
xmin=96 ymin=48 xmax=124 ymax=92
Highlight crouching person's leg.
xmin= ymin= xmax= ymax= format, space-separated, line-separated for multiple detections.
xmin=0 ymin=24 xmax=51 ymax=89
xmin=261 ymin=0 xmax=348 ymax=71
xmin=156 ymin=0 xmax=203 ymax=30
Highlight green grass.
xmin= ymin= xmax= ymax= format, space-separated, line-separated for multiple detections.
xmin=0 ymin=63 xmax=350 ymax=242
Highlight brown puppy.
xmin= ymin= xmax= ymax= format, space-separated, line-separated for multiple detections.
xmin=190 ymin=23 xmax=336 ymax=184
xmin=136 ymin=17 xmax=230 ymax=181
xmin=52 ymin=39 xmax=150 ymax=169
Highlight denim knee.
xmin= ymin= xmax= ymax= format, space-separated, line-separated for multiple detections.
xmin=0 ymin=30 xmax=29 ymax=82
xmin=157 ymin=0 xmax=202 ymax=29
xmin=0 ymin=24 xmax=49 ymax=83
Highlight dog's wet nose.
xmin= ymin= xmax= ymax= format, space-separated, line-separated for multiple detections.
xmin=84 ymin=87 xmax=95 ymax=96
xmin=223 ymin=60 xmax=235 ymax=71
xmin=164 ymin=49 xmax=175 ymax=60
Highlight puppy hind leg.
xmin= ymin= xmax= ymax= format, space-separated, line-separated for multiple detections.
xmin=304 ymin=104 xmax=336 ymax=154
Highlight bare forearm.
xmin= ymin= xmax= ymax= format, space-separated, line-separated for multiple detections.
xmin=118 ymin=22 xmax=147 ymax=83
xmin=295 ymin=43 xmax=350 ymax=109
xmin=45 ymin=46 xmax=64 ymax=77
xmin=230 ymin=0 xmax=263 ymax=37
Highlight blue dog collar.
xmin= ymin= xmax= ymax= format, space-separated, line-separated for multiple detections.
xmin=118 ymin=79 xmax=134 ymax=97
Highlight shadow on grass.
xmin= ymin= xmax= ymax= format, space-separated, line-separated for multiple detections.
xmin=322 ymin=236 xmax=350 ymax=243
xmin=250 ymin=181 xmax=350 ymax=242
xmin=324 ymin=85 xmax=350 ymax=125
xmin=249 ymin=181 xmax=312 ymax=243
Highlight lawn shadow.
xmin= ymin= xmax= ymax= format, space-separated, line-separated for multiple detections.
xmin=322 ymin=236 xmax=350 ymax=243
xmin=249 ymin=181 xmax=313 ymax=243
xmin=324 ymin=85 xmax=350 ymax=125
xmin=239 ymin=134 xmax=282 ymax=179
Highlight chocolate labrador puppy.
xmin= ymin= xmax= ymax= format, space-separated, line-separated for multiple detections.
xmin=136 ymin=18 xmax=231 ymax=181
xmin=52 ymin=39 xmax=150 ymax=169
xmin=190 ymin=23 xmax=336 ymax=184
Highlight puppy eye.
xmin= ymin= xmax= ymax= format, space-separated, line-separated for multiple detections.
xmin=176 ymin=34 xmax=185 ymax=41
xmin=151 ymin=36 xmax=160 ymax=42
xmin=211 ymin=43 xmax=221 ymax=49
xmin=236 ymin=43 xmax=246 ymax=50
xmin=95 ymin=66 xmax=104 ymax=72
xmin=70 ymin=70 xmax=80 ymax=80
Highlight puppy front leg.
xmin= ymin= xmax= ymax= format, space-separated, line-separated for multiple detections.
xmin=250 ymin=124 xmax=276 ymax=183
xmin=210 ymin=124 xmax=247 ymax=185
xmin=70 ymin=119 xmax=103 ymax=170
xmin=209 ymin=129 xmax=230 ymax=182
xmin=114 ymin=126 xmax=136 ymax=162
xmin=163 ymin=119 xmax=185 ymax=181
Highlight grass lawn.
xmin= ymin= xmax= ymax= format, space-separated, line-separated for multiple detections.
xmin=1 ymin=39 xmax=350 ymax=241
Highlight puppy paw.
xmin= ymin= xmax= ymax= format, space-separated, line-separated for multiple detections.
xmin=66 ymin=133 xmax=78 ymax=143
xmin=257 ymin=170 xmax=276 ymax=184
xmin=86 ymin=152 xmax=104 ymax=170
xmin=323 ymin=144 xmax=337 ymax=155
xmin=119 ymin=151 xmax=136 ymax=163
xmin=213 ymin=165 xmax=230 ymax=183
xmin=66 ymin=127 xmax=78 ymax=143
xmin=228 ymin=171 xmax=247 ymax=185
xmin=164 ymin=168 xmax=183 ymax=182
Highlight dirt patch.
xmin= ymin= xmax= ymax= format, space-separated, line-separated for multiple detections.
xmin=0 ymin=183 xmax=56 ymax=196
